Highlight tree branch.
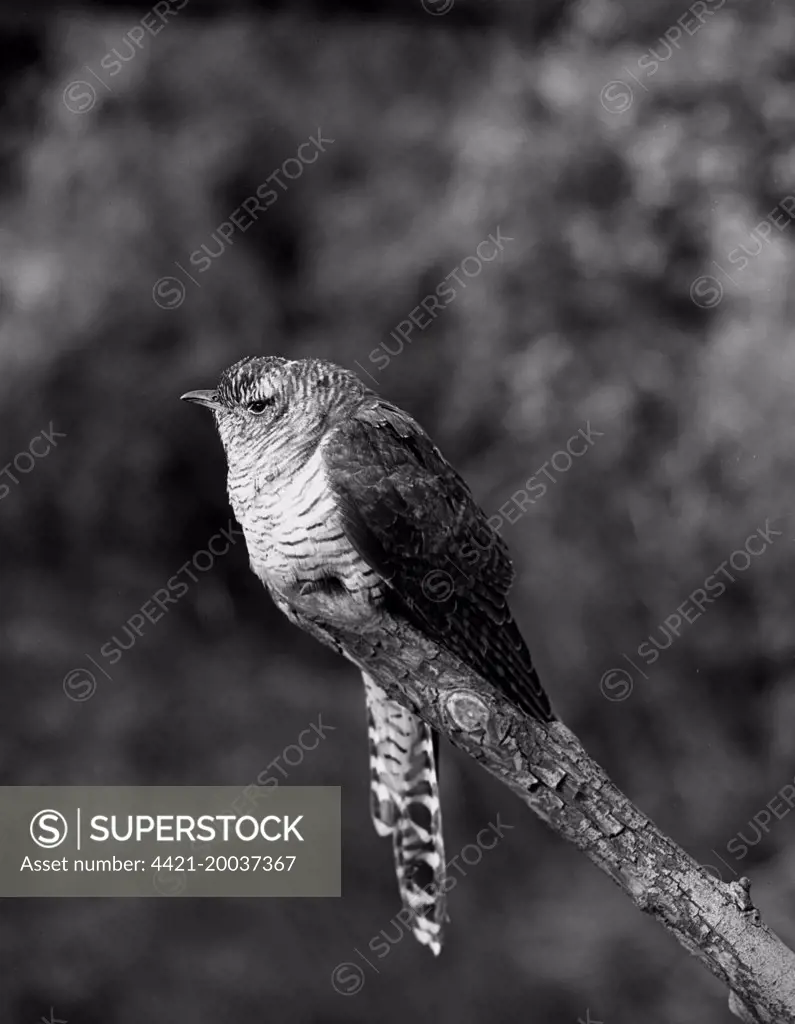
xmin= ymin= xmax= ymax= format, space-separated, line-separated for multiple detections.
xmin=323 ymin=608 xmax=795 ymax=1024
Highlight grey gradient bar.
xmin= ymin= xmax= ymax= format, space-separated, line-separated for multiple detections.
xmin=0 ymin=786 xmax=340 ymax=897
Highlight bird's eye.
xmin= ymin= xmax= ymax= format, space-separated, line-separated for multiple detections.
xmin=247 ymin=398 xmax=274 ymax=415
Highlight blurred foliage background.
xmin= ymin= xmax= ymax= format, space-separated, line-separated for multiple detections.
xmin=1 ymin=0 xmax=795 ymax=1021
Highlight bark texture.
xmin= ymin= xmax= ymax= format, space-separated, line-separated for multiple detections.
xmin=304 ymin=605 xmax=795 ymax=1024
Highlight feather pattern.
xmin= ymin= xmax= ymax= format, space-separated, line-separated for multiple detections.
xmin=324 ymin=398 xmax=553 ymax=722
xmin=363 ymin=672 xmax=446 ymax=955
xmin=185 ymin=355 xmax=555 ymax=958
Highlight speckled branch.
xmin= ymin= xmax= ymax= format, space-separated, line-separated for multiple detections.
xmin=326 ymin=610 xmax=795 ymax=1024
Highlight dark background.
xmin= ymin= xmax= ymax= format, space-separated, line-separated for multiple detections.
xmin=2 ymin=1 xmax=795 ymax=1021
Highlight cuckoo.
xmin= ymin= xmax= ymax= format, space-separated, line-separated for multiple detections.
xmin=182 ymin=355 xmax=554 ymax=954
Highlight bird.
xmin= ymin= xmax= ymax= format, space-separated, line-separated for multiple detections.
xmin=181 ymin=355 xmax=554 ymax=954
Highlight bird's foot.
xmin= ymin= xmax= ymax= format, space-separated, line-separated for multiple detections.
xmin=298 ymin=576 xmax=347 ymax=597
xmin=284 ymin=576 xmax=382 ymax=631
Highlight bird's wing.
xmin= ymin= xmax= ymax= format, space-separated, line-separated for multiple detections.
xmin=323 ymin=398 xmax=552 ymax=721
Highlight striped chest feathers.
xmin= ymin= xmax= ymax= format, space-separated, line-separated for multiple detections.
xmin=229 ymin=442 xmax=347 ymax=583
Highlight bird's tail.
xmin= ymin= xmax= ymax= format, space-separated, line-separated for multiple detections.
xmin=362 ymin=672 xmax=447 ymax=954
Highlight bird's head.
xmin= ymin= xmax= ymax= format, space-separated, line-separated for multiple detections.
xmin=181 ymin=355 xmax=367 ymax=467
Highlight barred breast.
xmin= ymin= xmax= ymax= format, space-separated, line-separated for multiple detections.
xmin=229 ymin=435 xmax=381 ymax=605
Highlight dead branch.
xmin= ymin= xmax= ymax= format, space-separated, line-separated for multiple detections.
xmin=332 ymin=611 xmax=795 ymax=1024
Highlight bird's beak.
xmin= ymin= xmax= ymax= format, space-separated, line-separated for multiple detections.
xmin=180 ymin=389 xmax=222 ymax=410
